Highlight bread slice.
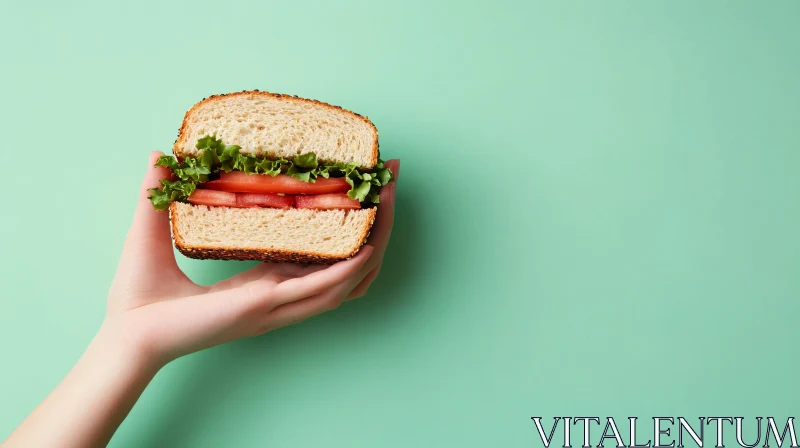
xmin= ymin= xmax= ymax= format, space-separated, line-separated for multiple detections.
xmin=170 ymin=202 xmax=377 ymax=264
xmin=174 ymin=91 xmax=379 ymax=168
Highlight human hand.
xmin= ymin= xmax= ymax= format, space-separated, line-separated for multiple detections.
xmin=2 ymin=153 xmax=398 ymax=448
xmin=104 ymin=152 xmax=400 ymax=368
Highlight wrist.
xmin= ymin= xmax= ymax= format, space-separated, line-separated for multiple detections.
xmin=93 ymin=319 xmax=168 ymax=376
xmin=4 ymin=319 xmax=166 ymax=447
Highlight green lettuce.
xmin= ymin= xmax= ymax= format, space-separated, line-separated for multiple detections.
xmin=148 ymin=134 xmax=392 ymax=210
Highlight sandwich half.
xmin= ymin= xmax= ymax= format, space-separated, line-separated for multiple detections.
xmin=148 ymin=91 xmax=393 ymax=264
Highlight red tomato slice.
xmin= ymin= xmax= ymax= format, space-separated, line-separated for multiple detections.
xmin=295 ymin=194 xmax=361 ymax=210
xmin=187 ymin=189 xmax=237 ymax=207
xmin=236 ymin=193 xmax=295 ymax=209
xmin=204 ymin=172 xmax=350 ymax=195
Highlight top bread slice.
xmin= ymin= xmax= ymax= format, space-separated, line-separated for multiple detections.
xmin=174 ymin=91 xmax=379 ymax=168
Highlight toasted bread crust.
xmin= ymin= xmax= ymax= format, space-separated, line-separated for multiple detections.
xmin=173 ymin=90 xmax=379 ymax=168
xmin=169 ymin=203 xmax=377 ymax=264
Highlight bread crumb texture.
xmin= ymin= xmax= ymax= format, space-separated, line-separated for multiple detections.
xmin=170 ymin=202 xmax=376 ymax=263
xmin=175 ymin=91 xmax=378 ymax=168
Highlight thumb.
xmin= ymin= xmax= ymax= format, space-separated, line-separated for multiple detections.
xmin=119 ymin=152 xmax=179 ymax=271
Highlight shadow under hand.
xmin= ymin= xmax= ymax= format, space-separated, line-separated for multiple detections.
xmin=126 ymin=189 xmax=425 ymax=448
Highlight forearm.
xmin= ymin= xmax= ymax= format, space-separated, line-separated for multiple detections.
xmin=3 ymin=324 xmax=161 ymax=448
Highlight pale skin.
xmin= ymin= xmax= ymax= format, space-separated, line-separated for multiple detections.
xmin=3 ymin=152 xmax=400 ymax=448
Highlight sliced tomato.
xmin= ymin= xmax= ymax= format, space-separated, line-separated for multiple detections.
xmin=295 ymin=194 xmax=361 ymax=210
xmin=236 ymin=193 xmax=295 ymax=209
xmin=187 ymin=189 xmax=237 ymax=207
xmin=204 ymin=172 xmax=350 ymax=195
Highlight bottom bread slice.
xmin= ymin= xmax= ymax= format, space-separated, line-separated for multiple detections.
xmin=170 ymin=202 xmax=377 ymax=263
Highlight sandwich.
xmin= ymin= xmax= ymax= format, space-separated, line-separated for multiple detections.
xmin=147 ymin=90 xmax=394 ymax=264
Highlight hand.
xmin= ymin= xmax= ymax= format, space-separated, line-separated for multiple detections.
xmin=104 ymin=152 xmax=400 ymax=367
xmin=2 ymin=153 xmax=399 ymax=448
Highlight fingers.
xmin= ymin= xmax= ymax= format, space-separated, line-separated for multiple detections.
xmin=264 ymin=262 xmax=375 ymax=330
xmin=269 ymin=246 xmax=373 ymax=305
xmin=385 ymin=159 xmax=401 ymax=182
xmin=338 ymin=159 xmax=399 ymax=297
xmin=209 ymin=262 xmax=326 ymax=293
xmin=346 ymin=265 xmax=381 ymax=301
xmin=160 ymin=246 xmax=375 ymax=349
xmin=121 ymin=152 xmax=179 ymax=269
xmin=367 ymin=159 xmax=400 ymax=260
xmin=203 ymin=249 xmax=371 ymax=320
xmin=180 ymin=250 xmax=370 ymax=342
xmin=143 ymin=252 xmax=374 ymax=354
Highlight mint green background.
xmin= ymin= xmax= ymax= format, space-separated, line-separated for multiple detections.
xmin=1 ymin=1 xmax=798 ymax=447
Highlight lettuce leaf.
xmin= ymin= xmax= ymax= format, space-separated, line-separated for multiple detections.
xmin=148 ymin=134 xmax=393 ymax=209
xmin=148 ymin=179 xmax=196 ymax=211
